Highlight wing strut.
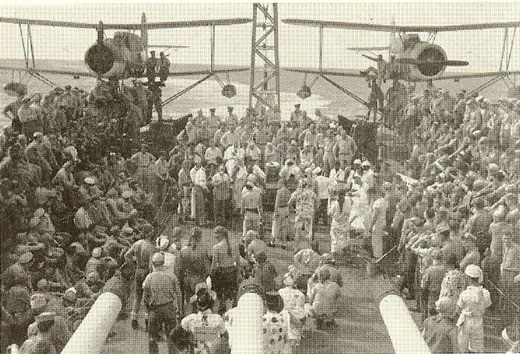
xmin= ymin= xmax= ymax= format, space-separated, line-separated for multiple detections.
xmin=210 ymin=25 xmax=216 ymax=72
xmin=319 ymin=74 xmax=385 ymax=119
xmin=319 ymin=25 xmax=324 ymax=71
xmin=495 ymin=25 xmax=518 ymax=89
xmin=27 ymin=24 xmax=36 ymax=69
xmin=499 ymin=28 xmax=508 ymax=72
xmin=158 ymin=74 xmax=213 ymax=109
xmin=505 ymin=26 xmax=516 ymax=72
xmin=320 ymin=74 xmax=368 ymax=107
xmin=468 ymin=75 xmax=504 ymax=96
xmin=30 ymin=72 xmax=57 ymax=87
xmin=18 ymin=24 xmax=29 ymax=69
xmin=15 ymin=21 xmax=57 ymax=88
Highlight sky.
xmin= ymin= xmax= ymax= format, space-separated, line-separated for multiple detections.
xmin=0 ymin=2 xmax=518 ymax=72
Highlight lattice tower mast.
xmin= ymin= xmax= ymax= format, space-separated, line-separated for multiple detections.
xmin=248 ymin=3 xmax=281 ymax=121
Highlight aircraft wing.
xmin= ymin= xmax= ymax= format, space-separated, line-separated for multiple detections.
xmin=0 ymin=17 xmax=108 ymax=29
xmin=0 ymin=64 xmax=95 ymax=78
xmin=0 ymin=61 xmax=249 ymax=79
xmin=148 ymin=45 xmax=190 ymax=49
xmin=0 ymin=17 xmax=251 ymax=30
xmin=285 ymin=67 xmax=365 ymax=78
xmin=144 ymin=18 xmax=251 ymax=29
xmin=285 ymin=66 xmax=520 ymax=82
xmin=283 ymin=18 xmax=520 ymax=32
xmin=347 ymin=46 xmax=391 ymax=51
xmin=168 ymin=67 xmax=249 ymax=77
xmin=434 ymin=70 xmax=520 ymax=81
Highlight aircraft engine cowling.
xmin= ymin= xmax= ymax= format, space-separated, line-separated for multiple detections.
xmin=84 ymin=39 xmax=130 ymax=79
xmin=404 ymin=42 xmax=448 ymax=81
xmin=85 ymin=44 xmax=115 ymax=75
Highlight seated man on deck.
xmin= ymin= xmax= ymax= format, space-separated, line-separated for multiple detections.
xmin=304 ymin=268 xmax=341 ymax=330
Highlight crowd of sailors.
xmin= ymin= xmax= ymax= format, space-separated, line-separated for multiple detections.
xmin=0 ymin=75 xmax=519 ymax=354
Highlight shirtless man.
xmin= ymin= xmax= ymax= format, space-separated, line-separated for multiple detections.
xmin=361 ymin=54 xmax=387 ymax=86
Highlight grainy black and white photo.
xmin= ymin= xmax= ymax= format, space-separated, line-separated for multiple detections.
xmin=0 ymin=1 xmax=519 ymax=353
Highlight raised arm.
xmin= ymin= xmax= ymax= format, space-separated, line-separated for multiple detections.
xmin=362 ymin=54 xmax=378 ymax=62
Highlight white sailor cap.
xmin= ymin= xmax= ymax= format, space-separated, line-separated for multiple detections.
xmin=464 ymin=264 xmax=483 ymax=283
xmin=84 ymin=177 xmax=96 ymax=185
xmin=91 ymin=247 xmax=102 ymax=258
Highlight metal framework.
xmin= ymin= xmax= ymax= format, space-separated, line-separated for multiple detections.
xmin=300 ymin=24 xmax=382 ymax=118
xmin=157 ymin=21 xmax=253 ymax=110
xmin=313 ymin=24 xmax=368 ymax=106
xmin=14 ymin=23 xmax=57 ymax=87
xmin=158 ymin=24 xmax=213 ymax=110
xmin=158 ymin=25 xmax=236 ymax=109
xmin=160 ymin=74 xmax=213 ymax=108
xmin=468 ymin=25 xmax=518 ymax=95
xmin=248 ymin=3 xmax=281 ymax=119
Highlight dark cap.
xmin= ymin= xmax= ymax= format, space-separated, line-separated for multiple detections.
xmin=254 ymin=252 xmax=267 ymax=263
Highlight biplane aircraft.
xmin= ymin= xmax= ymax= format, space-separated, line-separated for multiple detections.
xmin=0 ymin=13 xmax=250 ymax=98
xmin=283 ymin=18 xmax=520 ymax=103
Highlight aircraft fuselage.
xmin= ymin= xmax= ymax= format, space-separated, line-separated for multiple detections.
xmin=389 ymin=35 xmax=449 ymax=82
xmin=85 ymin=31 xmax=146 ymax=80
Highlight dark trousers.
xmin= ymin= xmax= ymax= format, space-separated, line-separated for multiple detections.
xmin=398 ymin=250 xmax=416 ymax=296
xmin=11 ymin=117 xmax=22 ymax=133
xmin=211 ymin=266 xmax=238 ymax=303
xmin=153 ymin=97 xmax=162 ymax=121
xmin=204 ymin=190 xmax=214 ymax=222
xmin=423 ymin=291 xmax=439 ymax=321
xmin=296 ymin=274 xmax=312 ymax=295
xmin=132 ymin=268 xmax=149 ymax=320
xmin=148 ymin=302 xmax=178 ymax=354
xmin=146 ymin=98 xmax=162 ymax=122
xmin=159 ymin=69 xmax=169 ymax=82
xmin=315 ymin=198 xmax=328 ymax=225
xmin=213 ymin=198 xmax=229 ymax=225
xmin=64 ymin=107 xmax=76 ymax=120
